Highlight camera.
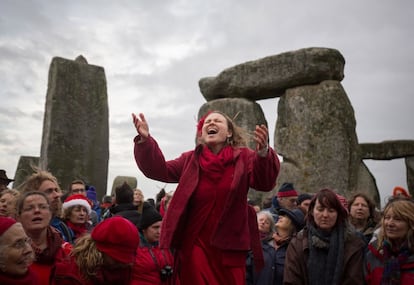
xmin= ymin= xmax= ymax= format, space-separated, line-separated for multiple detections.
xmin=160 ymin=265 xmax=173 ymax=281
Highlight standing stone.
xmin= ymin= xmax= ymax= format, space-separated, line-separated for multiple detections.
xmin=13 ymin=156 xmax=39 ymax=189
xmin=40 ymin=56 xmax=109 ymax=200
xmin=354 ymin=161 xmax=380 ymax=205
xmin=406 ymin=156 xmax=414 ymax=196
xmin=111 ymin=176 xmax=137 ymax=195
xmin=275 ymin=80 xmax=364 ymax=198
xmin=198 ymin=98 xmax=271 ymax=202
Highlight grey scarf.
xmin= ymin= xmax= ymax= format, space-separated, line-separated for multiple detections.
xmin=307 ymin=224 xmax=345 ymax=285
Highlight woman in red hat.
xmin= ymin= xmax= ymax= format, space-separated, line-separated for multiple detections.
xmin=0 ymin=216 xmax=38 ymax=284
xmin=132 ymin=111 xmax=280 ymax=285
xmin=62 ymin=194 xmax=92 ymax=240
xmin=51 ymin=216 xmax=140 ymax=285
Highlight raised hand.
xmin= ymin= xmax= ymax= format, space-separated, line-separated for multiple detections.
xmin=132 ymin=113 xmax=149 ymax=142
xmin=254 ymin=124 xmax=269 ymax=157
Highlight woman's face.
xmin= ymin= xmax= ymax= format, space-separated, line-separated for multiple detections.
xmin=350 ymin=196 xmax=370 ymax=221
xmin=18 ymin=194 xmax=52 ymax=234
xmin=0 ymin=223 xmax=34 ymax=275
xmin=201 ymin=113 xmax=232 ymax=153
xmin=313 ymin=200 xmax=338 ymax=231
xmin=133 ymin=190 xmax=143 ymax=206
xmin=0 ymin=193 xmax=16 ymax=217
xmin=276 ymin=214 xmax=293 ymax=232
xmin=68 ymin=206 xmax=89 ymax=225
xmin=383 ymin=207 xmax=409 ymax=245
xmin=257 ymin=213 xmax=271 ymax=233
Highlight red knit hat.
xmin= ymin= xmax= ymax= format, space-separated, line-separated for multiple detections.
xmin=91 ymin=216 xmax=139 ymax=264
xmin=0 ymin=216 xmax=17 ymax=236
xmin=393 ymin=186 xmax=410 ymax=198
xmin=62 ymin=194 xmax=92 ymax=214
xmin=277 ymin=183 xmax=299 ymax=198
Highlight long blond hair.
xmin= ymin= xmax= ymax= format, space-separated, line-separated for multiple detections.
xmin=71 ymin=234 xmax=104 ymax=280
xmin=377 ymin=197 xmax=414 ymax=251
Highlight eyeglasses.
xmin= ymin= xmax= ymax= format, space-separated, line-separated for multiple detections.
xmin=22 ymin=204 xmax=50 ymax=212
xmin=72 ymin=188 xmax=85 ymax=194
xmin=9 ymin=237 xmax=32 ymax=250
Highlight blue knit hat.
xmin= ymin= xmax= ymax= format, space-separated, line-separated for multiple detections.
xmin=86 ymin=186 xmax=97 ymax=202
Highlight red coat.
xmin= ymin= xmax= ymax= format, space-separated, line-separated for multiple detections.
xmin=130 ymin=245 xmax=174 ymax=285
xmin=365 ymin=240 xmax=414 ymax=285
xmin=30 ymin=243 xmax=71 ymax=285
xmin=134 ymin=135 xmax=280 ymax=251
xmin=51 ymin=254 xmax=133 ymax=285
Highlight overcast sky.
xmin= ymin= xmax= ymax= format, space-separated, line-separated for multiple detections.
xmin=1 ymin=1 xmax=413 ymax=206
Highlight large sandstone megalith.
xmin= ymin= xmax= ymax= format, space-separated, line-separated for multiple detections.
xmin=39 ymin=56 xmax=109 ymax=199
xmin=199 ymin=47 xmax=345 ymax=101
xmin=275 ymin=80 xmax=378 ymax=202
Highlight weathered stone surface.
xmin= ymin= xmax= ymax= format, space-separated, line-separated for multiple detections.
xmin=198 ymin=98 xmax=270 ymax=202
xmin=13 ymin=156 xmax=39 ymax=189
xmin=274 ymin=80 xmax=366 ymax=198
xmin=199 ymin=47 xmax=345 ymax=101
xmin=406 ymin=156 xmax=414 ymax=196
xmin=360 ymin=140 xmax=414 ymax=159
xmin=39 ymin=56 xmax=109 ymax=200
xmin=111 ymin=176 xmax=137 ymax=195
xmin=354 ymin=161 xmax=380 ymax=205
xmin=198 ymin=98 xmax=268 ymax=150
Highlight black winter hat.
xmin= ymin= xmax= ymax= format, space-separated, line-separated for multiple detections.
xmin=297 ymin=193 xmax=313 ymax=205
xmin=279 ymin=208 xmax=305 ymax=232
xmin=277 ymin=182 xmax=299 ymax=198
xmin=139 ymin=201 xmax=162 ymax=229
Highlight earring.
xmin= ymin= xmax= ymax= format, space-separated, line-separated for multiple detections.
xmin=227 ymin=136 xmax=232 ymax=145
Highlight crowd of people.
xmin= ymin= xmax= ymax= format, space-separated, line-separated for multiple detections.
xmin=0 ymin=110 xmax=413 ymax=284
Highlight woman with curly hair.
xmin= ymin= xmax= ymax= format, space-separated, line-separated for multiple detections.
xmin=364 ymin=197 xmax=414 ymax=284
xmin=52 ymin=216 xmax=140 ymax=285
xmin=132 ymin=111 xmax=280 ymax=285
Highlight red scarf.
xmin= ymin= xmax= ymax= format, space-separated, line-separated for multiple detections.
xmin=31 ymin=226 xmax=64 ymax=264
xmin=66 ymin=221 xmax=88 ymax=239
xmin=199 ymin=145 xmax=234 ymax=175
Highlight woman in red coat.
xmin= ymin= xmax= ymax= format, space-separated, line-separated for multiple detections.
xmin=16 ymin=191 xmax=71 ymax=285
xmin=132 ymin=111 xmax=280 ymax=285
xmin=364 ymin=197 xmax=414 ymax=284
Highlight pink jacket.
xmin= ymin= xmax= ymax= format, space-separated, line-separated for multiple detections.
xmin=134 ymin=135 xmax=280 ymax=251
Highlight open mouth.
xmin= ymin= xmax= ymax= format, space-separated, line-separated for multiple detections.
xmin=31 ymin=217 xmax=43 ymax=222
xmin=207 ymin=128 xmax=218 ymax=135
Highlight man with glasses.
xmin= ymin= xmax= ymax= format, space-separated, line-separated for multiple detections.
xmin=268 ymin=182 xmax=299 ymax=222
xmin=69 ymin=180 xmax=86 ymax=195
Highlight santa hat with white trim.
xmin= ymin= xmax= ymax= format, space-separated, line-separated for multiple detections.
xmin=63 ymin=194 xmax=92 ymax=214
